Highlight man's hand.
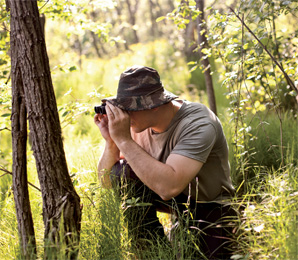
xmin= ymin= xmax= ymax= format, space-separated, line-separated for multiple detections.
xmin=94 ymin=104 xmax=122 ymax=187
xmin=94 ymin=113 xmax=115 ymax=144
xmin=105 ymin=102 xmax=132 ymax=145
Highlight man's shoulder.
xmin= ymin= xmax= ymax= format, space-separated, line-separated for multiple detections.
xmin=178 ymin=100 xmax=216 ymax=123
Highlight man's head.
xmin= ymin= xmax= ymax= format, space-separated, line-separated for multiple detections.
xmin=102 ymin=65 xmax=178 ymax=111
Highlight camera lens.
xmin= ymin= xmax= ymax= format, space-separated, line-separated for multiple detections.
xmin=94 ymin=103 xmax=106 ymax=114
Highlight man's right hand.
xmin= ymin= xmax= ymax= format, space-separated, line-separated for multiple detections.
xmin=94 ymin=113 xmax=120 ymax=187
xmin=94 ymin=113 xmax=114 ymax=144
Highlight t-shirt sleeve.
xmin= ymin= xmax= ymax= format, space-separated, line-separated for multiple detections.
xmin=171 ymin=121 xmax=217 ymax=163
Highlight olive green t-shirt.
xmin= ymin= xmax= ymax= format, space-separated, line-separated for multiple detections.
xmin=132 ymin=100 xmax=234 ymax=202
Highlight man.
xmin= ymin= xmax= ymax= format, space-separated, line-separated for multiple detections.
xmin=94 ymin=65 xmax=236 ymax=259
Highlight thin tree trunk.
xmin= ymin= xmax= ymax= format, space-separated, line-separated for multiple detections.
xmin=91 ymin=31 xmax=102 ymax=58
xmin=180 ymin=0 xmax=197 ymax=58
xmin=125 ymin=0 xmax=140 ymax=43
xmin=11 ymin=63 xmax=37 ymax=259
xmin=149 ymin=0 xmax=157 ymax=38
xmin=8 ymin=0 xmax=37 ymax=257
xmin=167 ymin=0 xmax=175 ymax=11
xmin=196 ymin=0 xmax=217 ymax=115
xmin=115 ymin=1 xmax=130 ymax=50
xmin=9 ymin=0 xmax=81 ymax=258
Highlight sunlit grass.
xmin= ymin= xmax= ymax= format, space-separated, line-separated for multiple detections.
xmin=0 ymin=193 xmax=20 ymax=260
xmin=235 ymin=162 xmax=298 ymax=259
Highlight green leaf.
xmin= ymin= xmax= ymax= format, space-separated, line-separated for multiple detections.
xmin=62 ymin=111 xmax=70 ymax=117
xmin=1 ymin=113 xmax=10 ymax=117
xmin=243 ymin=43 xmax=249 ymax=50
xmin=189 ymin=65 xmax=198 ymax=73
xmin=187 ymin=61 xmax=197 ymax=65
xmin=69 ymin=66 xmax=77 ymax=72
xmin=260 ymin=37 xmax=269 ymax=46
xmin=156 ymin=16 xmax=166 ymax=22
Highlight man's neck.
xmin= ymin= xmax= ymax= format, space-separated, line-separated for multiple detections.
xmin=151 ymin=100 xmax=182 ymax=133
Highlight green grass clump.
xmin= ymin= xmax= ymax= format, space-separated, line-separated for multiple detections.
xmin=235 ymin=160 xmax=298 ymax=259
xmin=0 ymin=190 xmax=20 ymax=259
xmin=247 ymin=111 xmax=298 ymax=170
xmin=79 ymin=187 xmax=130 ymax=259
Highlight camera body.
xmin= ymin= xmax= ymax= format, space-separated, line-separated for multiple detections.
xmin=94 ymin=103 xmax=106 ymax=114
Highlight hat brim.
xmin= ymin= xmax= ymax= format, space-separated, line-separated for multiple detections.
xmin=102 ymin=89 xmax=178 ymax=111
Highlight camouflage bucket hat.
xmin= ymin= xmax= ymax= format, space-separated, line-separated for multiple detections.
xmin=102 ymin=65 xmax=178 ymax=111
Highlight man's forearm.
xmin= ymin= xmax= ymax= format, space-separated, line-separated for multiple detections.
xmin=116 ymin=139 xmax=177 ymax=200
xmin=98 ymin=142 xmax=120 ymax=187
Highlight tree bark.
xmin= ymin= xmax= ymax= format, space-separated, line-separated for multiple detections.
xmin=11 ymin=62 xmax=37 ymax=259
xmin=8 ymin=0 xmax=37 ymax=258
xmin=9 ymin=0 xmax=81 ymax=258
xmin=196 ymin=0 xmax=217 ymax=115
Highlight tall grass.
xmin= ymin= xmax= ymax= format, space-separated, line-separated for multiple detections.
xmin=234 ymin=159 xmax=298 ymax=259
xmin=247 ymin=111 xmax=298 ymax=169
xmin=0 ymin=185 xmax=20 ymax=259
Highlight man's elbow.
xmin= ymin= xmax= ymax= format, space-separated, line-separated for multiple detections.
xmin=98 ymin=170 xmax=112 ymax=189
xmin=159 ymin=188 xmax=181 ymax=201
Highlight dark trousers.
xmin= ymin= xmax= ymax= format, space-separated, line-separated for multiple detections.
xmin=111 ymin=160 xmax=237 ymax=259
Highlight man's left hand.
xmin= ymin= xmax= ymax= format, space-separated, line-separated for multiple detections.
xmin=105 ymin=102 xmax=132 ymax=145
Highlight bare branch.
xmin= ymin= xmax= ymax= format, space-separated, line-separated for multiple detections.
xmin=5 ymin=72 xmax=11 ymax=84
xmin=0 ymin=127 xmax=11 ymax=132
xmin=0 ymin=166 xmax=41 ymax=192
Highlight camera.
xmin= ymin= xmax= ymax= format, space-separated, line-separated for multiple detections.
xmin=94 ymin=103 xmax=106 ymax=114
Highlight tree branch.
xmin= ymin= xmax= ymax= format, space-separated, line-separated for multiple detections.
xmin=0 ymin=166 xmax=41 ymax=192
xmin=229 ymin=6 xmax=298 ymax=95
xmin=0 ymin=127 xmax=11 ymax=132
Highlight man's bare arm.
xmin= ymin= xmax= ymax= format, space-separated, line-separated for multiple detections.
xmin=117 ymin=139 xmax=203 ymax=200
xmin=97 ymin=142 xmax=120 ymax=188
xmin=94 ymin=113 xmax=120 ymax=187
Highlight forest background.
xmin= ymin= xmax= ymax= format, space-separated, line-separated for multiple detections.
xmin=0 ymin=0 xmax=298 ymax=259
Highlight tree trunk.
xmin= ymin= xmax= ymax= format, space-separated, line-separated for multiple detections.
xmin=149 ymin=0 xmax=157 ymax=38
xmin=125 ymin=0 xmax=140 ymax=43
xmin=115 ymin=0 xmax=130 ymax=50
xmin=167 ymin=0 xmax=175 ymax=11
xmin=90 ymin=31 xmax=102 ymax=58
xmin=196 ymin=0 xmax=217 ymax=115
xmin=11 ymin=62 xmax=37 ymax=259
xmin=180 ymin=0 xmax=197 ymax=58
xmin=9 ymin=0 xmax=82 ymax=258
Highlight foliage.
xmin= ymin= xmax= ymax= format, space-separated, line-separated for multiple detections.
xmin=1 ymin=0 xmax=298 ymax=258
xmin=0 ymin=0 xmax=11 ymax=134
xmin=157 ymin=1 xmax=201 ymax=30
xmin=199 ymin=1 xmax=298 ymax=190
xmin=208 ymin=1 xmax=298 ymax=113
xmin=41 ymin=0 xmax=118 ymax=60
